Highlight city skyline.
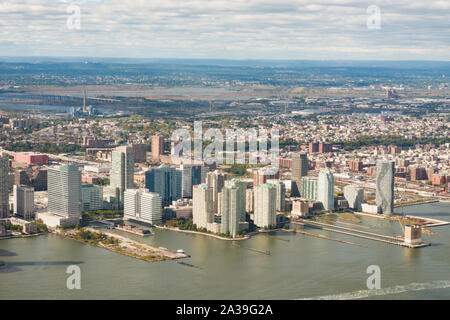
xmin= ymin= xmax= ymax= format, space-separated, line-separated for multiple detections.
xmin=0 ymin=0 xmax=449 ymax=304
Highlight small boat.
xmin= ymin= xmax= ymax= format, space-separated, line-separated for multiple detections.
xmin=177 ymin=249 xmax=185 ymax=254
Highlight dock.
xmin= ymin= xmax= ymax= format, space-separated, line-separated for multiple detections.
xmin=395 ymin=200 xmax=440 ymax=208
xmin=114 ymin=224 xmax=152 ymax=236
xmin=232 ymin=243 xmax=271 ymax=255
xmin=353 ymin=211 xmax=450 ymax=227
xmin=292 ymin=219 xmax=429 ymax=248
xmin=267 ymin=235 xmax=290 ymax=242
xmin=296 ymin=229 xmax=364 ymax=247
xmin=403 ymin=215 xmax=450 ymax=227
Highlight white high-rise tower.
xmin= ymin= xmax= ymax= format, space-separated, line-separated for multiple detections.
xmin=317 ymin=170 xmax=334 ymax=211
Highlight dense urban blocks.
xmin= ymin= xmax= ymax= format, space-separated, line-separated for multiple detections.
xmin=376 ymin=160 xmax=395 ymax=214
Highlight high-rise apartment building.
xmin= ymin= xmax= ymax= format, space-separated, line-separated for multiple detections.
xmin=152 ymin=135 xmax=164 ymax=160
xmin=349 ymin=160 xmax=363 ymax=172
xmin=124 ymin=189 xmax=141 ymax=218
xmin=343 ymin=185 xmax=364 ymax=211
xmin=220 ymin=185 xmax=240 ymax=237
xmin=110 ymin=146 xmax=134 ymax=205
xmin=253 ymin=168 xmax=280 ymax=187
xmin=129 ymin=143 xmax=147 ymax=163
xmin=245 ymin=188 xmax=254 ymax=213
xmin=124 ymin=189 xmax=162 ymax=225
xmin=225 ymin=178 xmax=247 ymax=221
xmin=318 ymin=143 xmax=332 ymax=154
xmin=13 ymin=185 xmax=34 ymax=219
xmin=145 ymin=164 xmax=182 ymax=206
xmin=317 ymin=170 xmax=334 ymax=211
xmin=376 ymin=160 xmax=395 ymax=214
xmin=193 ymin=184 xmax=214 ymax=229
xmin=0 ymin=156 xmax=9 ymax=218
xmin=140 ymin=191 xmax=163 ymax=224
xmin=291 ymin=152 xmax=308 ymax=197
xmin=206 ymin=170 xmax=226 ymax=213
xmin=180 ymin=164 xmax=203 ymax=198
xmin=254 ymin=183 xmax=277 ymax=228
xmin=301 ymin=176 xmax=318 ymax=201
xmin=48 ymin=164 xmax=81 ymax=217
xmin=309 ymin=142 xmax=319 ymax=154
xmin=81 ymin=184 xmax=103 ymax=212
xmin=274 ymin=181 xmax=286 ymax=212
xmin=309 ymin=142 xmax=332 ymax=154
xmin=410 ymin=167 xmax=427 ymax=181
xmin=292 ymin=152 xmax=309 ymax=180
xmin=253 ymin=169 xmax=266 ymax=187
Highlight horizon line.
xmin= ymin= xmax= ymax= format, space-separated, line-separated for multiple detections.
xmin=0 ymin=56 xmax=449 ymax=63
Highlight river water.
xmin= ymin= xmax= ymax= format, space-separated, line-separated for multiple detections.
xmin=1 ymin=202 xmax=449 ymax=300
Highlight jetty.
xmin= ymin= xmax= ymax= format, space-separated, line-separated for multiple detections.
xmin=231 ymin=243 xmax=271 ymax=255
xmin=292 ymin=219 xmax=429 ymax=248
xmin=296 ymin=229 xmax=364 ymax=247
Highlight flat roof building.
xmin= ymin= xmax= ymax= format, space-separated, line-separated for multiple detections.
xmin=48 ymin=164 xmax=81 ymax=218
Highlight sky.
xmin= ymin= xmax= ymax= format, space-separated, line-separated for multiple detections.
xmin=0 ymin=0 xmax=448 ymax=60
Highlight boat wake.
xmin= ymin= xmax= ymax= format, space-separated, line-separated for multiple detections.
xmin=298 ymin=280 xmax=450 ymax=300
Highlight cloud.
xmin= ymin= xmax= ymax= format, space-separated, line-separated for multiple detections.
xmin=0 ymin=0 xmax=448 ymax=60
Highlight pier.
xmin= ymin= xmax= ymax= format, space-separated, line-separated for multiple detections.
xmin=395 ymin=200 xmax=440 ymax=208
xmin=231 ymin=243 xmax=271 ymax=255
xmin=267 ymin=235 xmax=290 ymax=242
xmin=296 ymin=229 xmax=364 ymax=247
xmin=292 ymin=219 xmax=429 ymax=248
xmin=115 ymin=224 xmax=151 ymax=236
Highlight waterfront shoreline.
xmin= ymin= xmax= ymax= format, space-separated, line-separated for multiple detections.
xmin=1 ymin=202 xmax=449 ymax=300
xmin=154 ymin=225 xmax=250 ymax=241
xmin=394 ymin=200 xmax=440 ymax=208
xmin=354 ymin=201 xmax=450 ymax=227
xmin=57 ymin=228 xmax=189 ymax=262
xmin=0 ymin=232 xmax=47 ymax=240
xmin=155 ymin=225 xmax=295 ymax=241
